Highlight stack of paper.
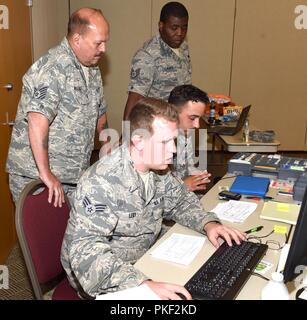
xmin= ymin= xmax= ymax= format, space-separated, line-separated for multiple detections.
xmin=150 ymin=233 xmax=205 ymax=266
xmin=260 ymin=201 xmax=301 ymax=225
xmin=211 ymin=200 xmax=258 ymax=223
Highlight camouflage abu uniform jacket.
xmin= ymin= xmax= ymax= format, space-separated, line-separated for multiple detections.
xmin=61 ymin=145 xmax=219 ymax=297
xmin=128 ymin=33 xmax=192 ymax=101
xmin=6 ymin=37 xmax=107 ymax=183
xmin=172 ymin=133 xmax=199 ymax=179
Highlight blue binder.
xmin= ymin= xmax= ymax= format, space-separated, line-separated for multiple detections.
xmin=230 ymin=176 xmax=270 ymax=197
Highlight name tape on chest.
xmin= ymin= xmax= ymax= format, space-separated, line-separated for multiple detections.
xmin=153 ymin=196 xmax=164 ymax=207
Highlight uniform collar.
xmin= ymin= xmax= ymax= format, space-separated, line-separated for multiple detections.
xmin=60 ymin=37 xmax=83 ymax=70
xmin=120 ymin=144 xmax=141 ymax=193
xmin=60 ymin=37 xmax=94 ymax=85
xmin=157 ymin=33 xmax=186 ymax=60
xmin=120 ymin=144 xmax=157 ymax=204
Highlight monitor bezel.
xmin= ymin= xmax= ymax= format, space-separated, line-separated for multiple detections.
xmin=283 ymin=187 xmax=307 ymax=283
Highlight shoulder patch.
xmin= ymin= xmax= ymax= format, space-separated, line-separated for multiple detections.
xmin=131 ymin=68 xmax=140 ymax=79
xmin=33 ymin=86 xmax=48 ymax=100
xmin=82 ymin=196 xmax=107 ymax=215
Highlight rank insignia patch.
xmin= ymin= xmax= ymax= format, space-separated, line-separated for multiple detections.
xmin=83 ymin=196 xmax=106 ymax=215
xmin=33 ymin=86 xmax=48 ymax=100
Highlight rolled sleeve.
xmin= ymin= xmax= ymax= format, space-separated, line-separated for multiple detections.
xmin=24 ymin=71 xmax=60 ymax=123
xmin=163 ymin=174 xmax=220 ymax=234
xmin=98 ymin=94 xmax=107 ymax=118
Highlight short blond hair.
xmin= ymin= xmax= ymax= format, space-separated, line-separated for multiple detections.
xmin=128 ymin=98 xmax=178 ymax=138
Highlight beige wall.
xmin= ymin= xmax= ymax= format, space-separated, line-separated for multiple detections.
xmin=30 ymin=0 xmax=307 ymax=150
xmin=230 ymin=0 xmax=307 ymax=150
xmin=70 ymin=0 xmax=152 ymax=137
xmin=31 ymin=0 xmax=69 ymax=61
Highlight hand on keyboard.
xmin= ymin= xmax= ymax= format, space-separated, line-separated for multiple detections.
xmin=204 ymin=222 xmax=247 ymax=248
xmin=184 ymin=240 xmax=268 ymax=300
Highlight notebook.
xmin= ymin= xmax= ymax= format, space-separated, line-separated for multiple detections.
xmin=260 ymin=201 xmax=301 ymax=225
xmin=207 ymin=105 xmax=251 ymax=136
xmin=230 ymin=175 xmax=270 ymax=197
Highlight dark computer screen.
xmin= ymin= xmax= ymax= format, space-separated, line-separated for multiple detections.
xmin=283 ymin=187 xmax=307 ymax=283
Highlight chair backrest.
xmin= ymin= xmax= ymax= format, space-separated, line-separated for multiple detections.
xmin=15 ymin=180 xmax=70 ymax=299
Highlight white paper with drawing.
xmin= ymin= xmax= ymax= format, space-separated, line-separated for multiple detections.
xmin=211 ymin=200 xmax=257 ymax=223
xmin=150 ymin=233 xmax=205 ymax=265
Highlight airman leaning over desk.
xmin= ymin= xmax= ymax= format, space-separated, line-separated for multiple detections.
xmin=6 ymin=8 xmax=109 ymax=206
xmin=61 ymin=98 xmax=246 ymax=300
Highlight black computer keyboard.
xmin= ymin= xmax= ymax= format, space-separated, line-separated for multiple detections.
xmin=185 ymin=240 xmax=268 ymax=300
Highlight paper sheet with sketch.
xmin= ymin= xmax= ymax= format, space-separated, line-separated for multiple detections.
xmin=150 ymin=233 xmax=205 ymax=265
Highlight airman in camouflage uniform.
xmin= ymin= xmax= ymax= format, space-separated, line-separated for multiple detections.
xmin=128 ymin=33 xmax=192 ymax=101
xmin=123 ymin=2 xmax=191 ymax=120
xmin=61 ymin=98 xmax=245 ymax=299
xmin=169 ymin=85 xmax=211 ymax=193
xmin=6 ymin=8 xmax=109 ymax=203
xmin=61 ymin=144 xmax=220 ymax=297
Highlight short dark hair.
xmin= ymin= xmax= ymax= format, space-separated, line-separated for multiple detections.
xmin=67 ymin=8 xmax=103 ymax=37
xmin=160 ymin=2 xmax=189 ymax=23
xmin=128 ymin=98 xmax=178 ymax=138
xmin=168 ymin=85 xmax=209 ymax=109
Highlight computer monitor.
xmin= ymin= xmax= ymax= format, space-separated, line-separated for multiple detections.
xmin=283 ymin=187 xmax=307 ymax=283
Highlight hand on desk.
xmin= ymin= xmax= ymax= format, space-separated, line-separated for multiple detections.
xmin=183 ymin=171 xmax=211 ymax=192
xmin=204 ymin=222 xmax=247 ymax=248
xmin=143 ymin=280 xmax=192 ymax=300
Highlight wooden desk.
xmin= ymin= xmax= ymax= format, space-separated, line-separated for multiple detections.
xmin=135 ymin=176 xmax=298 ymax=300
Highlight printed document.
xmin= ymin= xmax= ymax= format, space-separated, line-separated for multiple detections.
xmin=150 ymin=233 xmax=205 ymax=265
xmin=211 ymin=200 xmax=257 ymax=223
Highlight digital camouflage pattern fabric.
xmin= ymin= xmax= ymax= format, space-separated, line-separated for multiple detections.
xmin=172 ymin=133 xmax=198 ymax=179
xmin=128 ymin=34 xmax=192 ymax=101
xmin=61 ymin=144 xmax=219 ymax=297
xmin=6 ymin=38 xmax=107 ymax=200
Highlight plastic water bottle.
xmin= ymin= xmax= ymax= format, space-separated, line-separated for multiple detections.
xmin=261 ymin=272 xmax=290 ymax=300
xmin=208 ymin=101 xmax=215 ymax=124
xmin=242 ymin=118 xmax=249 ymax=143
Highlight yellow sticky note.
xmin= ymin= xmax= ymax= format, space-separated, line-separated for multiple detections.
xmin=274 ymin=225 xmax=288 ymax=234
xmin=276 ymin=203 xmax=290 ymax=212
